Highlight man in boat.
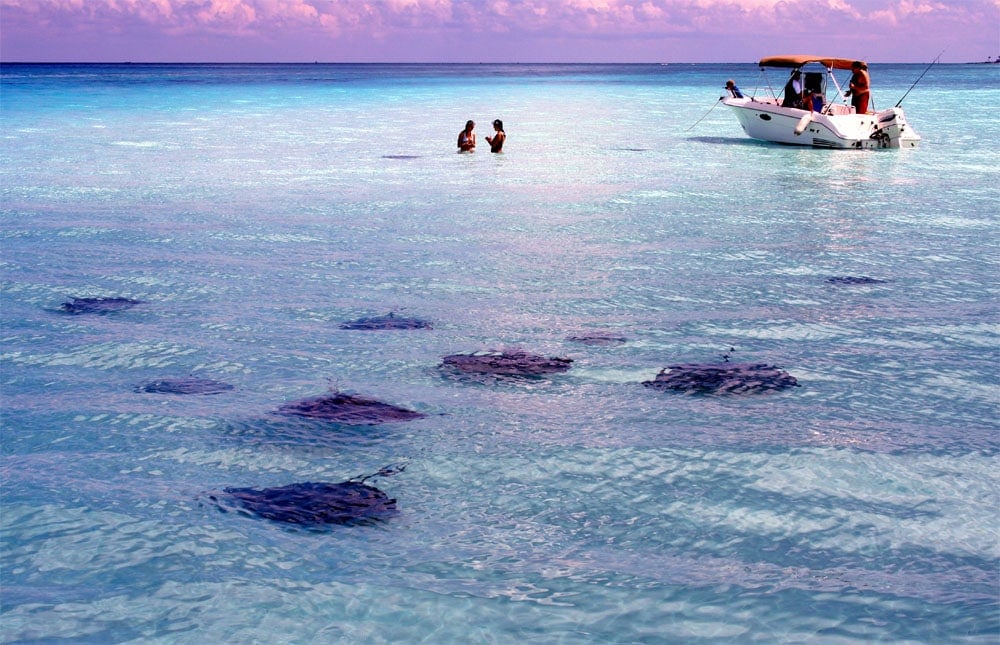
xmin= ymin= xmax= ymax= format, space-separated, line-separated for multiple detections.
xmin=724 ymin=79 xmax=743 ymax=98
xmin=845 ymin=61 xmax=870 ymax=114
xmin=781 ymin=70 xmax=803 ymax=108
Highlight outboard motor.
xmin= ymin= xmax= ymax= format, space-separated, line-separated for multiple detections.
xmin=870 ymin=107 xmax=910 ymax=148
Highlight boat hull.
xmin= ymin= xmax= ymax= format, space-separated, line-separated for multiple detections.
xmin=723 ymin=98 xmax=920 ymax=149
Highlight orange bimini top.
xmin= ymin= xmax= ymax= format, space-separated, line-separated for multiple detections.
xmin=758 ymin=55 xmax=864 ymax=71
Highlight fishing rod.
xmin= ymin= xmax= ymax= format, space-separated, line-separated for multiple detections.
xmin=896 ymin=50 xmax=944 ymax=107
xmin=685 ymin=97 xmax=723 ymax=132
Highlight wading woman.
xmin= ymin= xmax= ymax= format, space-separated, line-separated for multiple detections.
xmin=485 ymin=119 xmax=505 ymax=153
xmin=457 ymin=120 xmax=476 ymax=152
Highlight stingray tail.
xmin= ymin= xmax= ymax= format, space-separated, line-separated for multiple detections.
xmin=352 ymin=462 xmax=408 ymax=483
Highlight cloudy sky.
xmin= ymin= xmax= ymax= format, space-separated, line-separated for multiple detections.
xmin=1 ymin=0 xmax=997 ymax=63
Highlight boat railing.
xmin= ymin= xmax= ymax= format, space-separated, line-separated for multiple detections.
xmin=751 ymin=64 xmax=856 ymax=114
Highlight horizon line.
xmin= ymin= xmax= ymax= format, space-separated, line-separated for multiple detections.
xmin=2 ymin=60 xmax=977 ymax=66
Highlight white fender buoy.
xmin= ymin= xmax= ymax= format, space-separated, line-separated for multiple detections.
xmin=794 ymin=112 xmax=813 ymax=136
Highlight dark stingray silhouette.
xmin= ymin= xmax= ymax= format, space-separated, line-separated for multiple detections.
xmin=134 ymin=378 xmax=234 ymax=395
xmin=212 ymin=481 xmax=397 ymax=526
xmin=441 ymin=350 xmax=573 ymax=377
xmin=339 ymin=312 xmax=432 ymax=330
xmin=567 ymin=334 xmax=628 ymax=346
xmin=643 ymin=362 xmax=799 ymax=394
xmin=275 ymin=392 xmax=426 ymax=425
xmin=59 ymin=297 xmax=142 ymax=315
xmin=381 ymin=154 xmax=422 ymax=160
xmin=826 ymin=276 xmax=889 ymax=285
xmin=209 ymin=464 xmax=406 ymax=526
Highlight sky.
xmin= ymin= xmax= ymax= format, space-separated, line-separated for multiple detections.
xmin=1 ymin=0 xmax=998 ymax=64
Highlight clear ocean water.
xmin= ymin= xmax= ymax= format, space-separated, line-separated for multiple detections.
xmin=1 ymin=62 xmax=997 ymax=643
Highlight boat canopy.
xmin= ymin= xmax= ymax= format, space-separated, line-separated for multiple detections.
xmin=758 ymin=55 xmax=863 ymax=71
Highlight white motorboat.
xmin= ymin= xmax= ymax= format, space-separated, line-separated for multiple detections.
xmin=722 ymin=55 xmax=920 ymax=149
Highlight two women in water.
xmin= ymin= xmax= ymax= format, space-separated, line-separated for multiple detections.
xmin=457 ymin=119 xmax=505 ymax=153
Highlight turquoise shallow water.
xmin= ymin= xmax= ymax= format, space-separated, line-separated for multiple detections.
xmin=1 ymin=63 xmax=998 ymax=643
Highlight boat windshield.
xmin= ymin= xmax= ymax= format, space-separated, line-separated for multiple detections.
xmin=747 ymin=60 xmax=850 ymax=107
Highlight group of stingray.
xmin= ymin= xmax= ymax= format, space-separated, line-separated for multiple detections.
xmin=60 ymin=280 xmax=882 ymax=528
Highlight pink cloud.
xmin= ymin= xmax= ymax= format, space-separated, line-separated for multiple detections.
xmin=1 ymin=0 xmax=997 ymax=62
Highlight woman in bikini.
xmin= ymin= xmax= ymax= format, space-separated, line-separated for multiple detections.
xmin=485 ymin=119 xmax=505 ymax=153
xmin=457 ymin=120 xmax=476 ymax=152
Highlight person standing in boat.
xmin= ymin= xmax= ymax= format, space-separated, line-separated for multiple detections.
xmin=724 ymin=79 xmax=744 ymax=98
xmin=781 ymin=70 xmax=803 ymax=108
xmin=457 ymin=120 xmax=476 ymax=152
xmin=845 ymin=61 xmax=870 ymax=114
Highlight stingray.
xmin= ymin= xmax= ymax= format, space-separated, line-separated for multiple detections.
xmin=339 ymin=312 xmax=432 ymax=330
xmin=381 ymin=154 xmax=422 ymax=160
xmin=567 ymin=334 xmax=628 ymax=346
xmin=440 ymin=350 xmax=573 ymax=377
xmin=275 ymin=391 xmax=426 ymax=425
xmin=826 ymin=276 xmax=889 ymax=285
xmin=59 ymin=297 xmax=142 ymax=315
xmin=134 ymin=377 xmax=234 ymax=395
xmin=643 ymin=362 xmax=799 ymax=394
xmin=212 ymin=481 xmax=397 ymax=526
xmin=208 ymin=464 xmax=405 ymax=526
